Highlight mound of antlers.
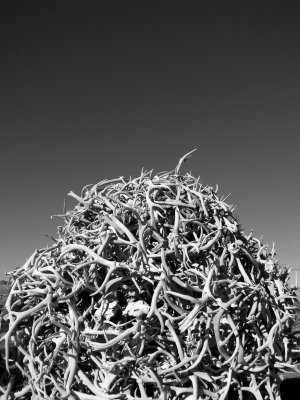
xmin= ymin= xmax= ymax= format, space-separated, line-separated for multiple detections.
xmin=1 ymin=151 xmax=298 ymax=400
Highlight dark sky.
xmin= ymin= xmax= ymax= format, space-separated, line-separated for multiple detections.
xmin=0 ymin=1 xmax=299 ymax=282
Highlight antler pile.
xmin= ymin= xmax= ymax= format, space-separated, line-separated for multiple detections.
xmin=0 ymin=151 xmax=298 ymax=399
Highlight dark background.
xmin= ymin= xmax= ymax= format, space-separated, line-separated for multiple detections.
xmin=0 ymin=0 xmax=299 ymax=282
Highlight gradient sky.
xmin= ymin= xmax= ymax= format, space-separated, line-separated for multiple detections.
xmin=0 ymin=1 xmax=299 ymax=283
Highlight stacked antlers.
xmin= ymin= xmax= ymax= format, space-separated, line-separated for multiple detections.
xmin=1 ymin=150 xmax=298 ymax=400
